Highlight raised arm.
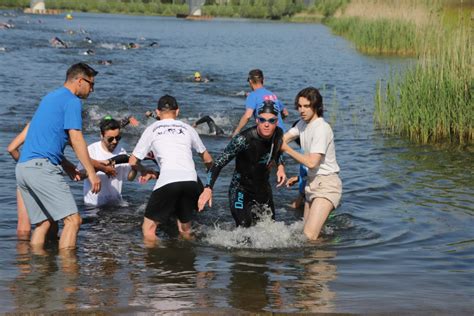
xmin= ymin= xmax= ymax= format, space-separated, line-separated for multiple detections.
xmin=232 ymin=108 xmax=254 ymax=137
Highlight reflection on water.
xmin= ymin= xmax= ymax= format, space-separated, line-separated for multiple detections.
xmin=9 ymin=238 xmax=339 ymax=313
xmin=0 ymin=10 xmax=473 ymax=314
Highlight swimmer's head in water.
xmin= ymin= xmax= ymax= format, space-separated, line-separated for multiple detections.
xmin=157 ymin=94 xmax=179 ymax=111
xmin=194 ymin=72 xmax=202 ymax=81
xmin=257 ymin=100 xmax=279 ymax=116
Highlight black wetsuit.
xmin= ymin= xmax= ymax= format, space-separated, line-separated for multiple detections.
xmin=206 ymin=126 xmax=284 ymax=227
xmin=194 ymin=115 xmax=224 ymax=135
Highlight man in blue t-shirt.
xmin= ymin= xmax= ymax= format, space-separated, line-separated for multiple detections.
xmin=232 ymin=69 xmax=289 ymax=137
xmin=16 ymin=62 xmax=101 ymax=250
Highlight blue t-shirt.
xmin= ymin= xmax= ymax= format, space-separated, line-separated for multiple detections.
xmin=19 ymin=87 xmax=82 ymax=165
xmin=245 ymin=87 xmax=286 ymax=129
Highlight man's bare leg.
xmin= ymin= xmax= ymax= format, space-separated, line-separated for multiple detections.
xmin=177 ymin=220 xmax=193 ymax=240
xmin=59 ymin=213 xmax=82 ymax=250
xmin=303 ymin=198 xmax=334 ymax=241
xmin=142 ymin=217 xmax=159 ymax=247
xmin=30 ymin=219 xmax=51 ymax=248
xmin=16 ymin=189 xmax=31 ymax=240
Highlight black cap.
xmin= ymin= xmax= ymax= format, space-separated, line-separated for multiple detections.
xmin=157 ymin=94 xmax=178 ymax=111
xmin=257 ymin=100 xmax=279 ymax=116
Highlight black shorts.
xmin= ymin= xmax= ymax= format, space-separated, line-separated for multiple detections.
xmin=145 ymin=181 xmax=203 ymax=224
xmin=229 ymin=184 xmax=275 ymax=228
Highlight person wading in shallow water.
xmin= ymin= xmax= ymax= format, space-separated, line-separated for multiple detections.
xmin=281 ymin=87 xmax=342 ymax=241
xmin=198 ymin=100 xmax=286 ymax=227
xmin=15 ymin=62 xmax=101 ymax=250
xmin=129 ymin=95 xmax=213 ymax=246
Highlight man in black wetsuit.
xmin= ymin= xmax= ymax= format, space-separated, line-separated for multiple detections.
xmin=197 ymin=100 xmax=287 ymax=227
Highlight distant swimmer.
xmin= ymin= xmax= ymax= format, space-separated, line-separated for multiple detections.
xmin=192 ymin=115 xmax=225 ymax=136
xmin=82 ymin=49 xmax=95 ymax=55
xmin=98 ymin=60 xmax=113 ymax=65
xmin=0 ymin=22 xmax=14 ymax=29
xmin=50 ymin=36 xmax=68 ymax=48
xmin=198 ymin=100 xmax=287 ymax=228
xmin=127 ymin=42 xmax=140 ymax=49
xmin=85 ymin=36 xmax=93 ymax=44
xmin=193 ymin=72 xmax=210 ymax=83
xmin=149 ymin=41 xmax=159 ymax=47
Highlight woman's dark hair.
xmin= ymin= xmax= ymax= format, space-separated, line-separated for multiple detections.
xmin=294 ymin=87 xmax=323 ymax=117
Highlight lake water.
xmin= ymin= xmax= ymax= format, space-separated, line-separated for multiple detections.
xmin=0 ymin=11 xmax=473 ymax=314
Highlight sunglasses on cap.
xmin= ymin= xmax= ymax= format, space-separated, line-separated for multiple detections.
xmin=257 ymin=116 xmax=278 ymax=124
xmin=105 ymin=135 xmax=122 ymax=143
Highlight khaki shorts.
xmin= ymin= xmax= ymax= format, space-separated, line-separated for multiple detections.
xmin=305 ymin=174 xmax=342 ymax=208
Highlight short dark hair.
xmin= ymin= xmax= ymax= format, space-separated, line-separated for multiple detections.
xmin=157 ymin=94 xmax=179 ymax=111
xmin=248 ymin=69 xmax=264 ymax=84
xmin=66 ymin=62 xmax=98 ymax=81
xmin=295 ymin=87 xmax=324 ymax=117
xmin=99 ymin=117 xmax=121 ymax=135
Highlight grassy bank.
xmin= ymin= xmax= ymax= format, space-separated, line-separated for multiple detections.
xmin=326 ymin=17 xmax=418 ymax=56
xmin=319 ymin=0 xmax=473 ymax=144
xmin=374 ymin=22 xmax=472 ymax=144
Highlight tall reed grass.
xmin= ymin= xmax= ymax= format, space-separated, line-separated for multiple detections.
xmin=374 ymin=21 xmax=472 ymax=144
xmin=326 ymin=17 xmax=418 ymax=56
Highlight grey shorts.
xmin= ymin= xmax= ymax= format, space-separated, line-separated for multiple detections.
xmin=305 ymin=173 xmax=342 ymax=209
xmin=16 ymin=158 xmax=78 ymax=224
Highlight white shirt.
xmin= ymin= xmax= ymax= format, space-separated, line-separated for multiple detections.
xmin=287 ymin=117 xmax=340 ymax=180
xmin=132 ymin=118 xmax=207 ymax=191
xmin=77 ymin=141 xmax=130 ymax=206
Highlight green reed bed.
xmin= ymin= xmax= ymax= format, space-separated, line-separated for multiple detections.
xmin=326 ymin=17 xmax=418 ymax=56
xmin=375 ymin=24 xmax=472 ymax=144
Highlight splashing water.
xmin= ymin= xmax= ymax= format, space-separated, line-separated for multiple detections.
xmin=201 ymin=209 xmax=307 ymax=250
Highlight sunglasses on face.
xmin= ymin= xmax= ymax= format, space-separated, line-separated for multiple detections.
xmin=81 ymin=77 xmax=95 ymax=89
xmin=105 ymin=135 xmax=121 ymax=143
xmin=257 ymin=116 xmax=278 ymax=124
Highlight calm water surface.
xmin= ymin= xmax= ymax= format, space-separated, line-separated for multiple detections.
xmin=0 ymin=11 xmax=473 ymax=314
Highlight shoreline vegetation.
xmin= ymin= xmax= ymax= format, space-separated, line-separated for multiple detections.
xmin=1 ymin=0 xmax=472 ymax=144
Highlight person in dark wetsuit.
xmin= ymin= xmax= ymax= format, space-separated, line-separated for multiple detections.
xmin=198 ymin=100 xmax=287 ymax=227
xmin=192 ymin=115 xmax=225 ymax=136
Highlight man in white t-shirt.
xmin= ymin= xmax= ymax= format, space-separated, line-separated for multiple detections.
xmin=281 ymin=87 xmax=342 ymax=241
xmin=78 ymin=118 xmax=133 ymax=207
xmin=129 ymin=95 xmax=213 ymax=246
